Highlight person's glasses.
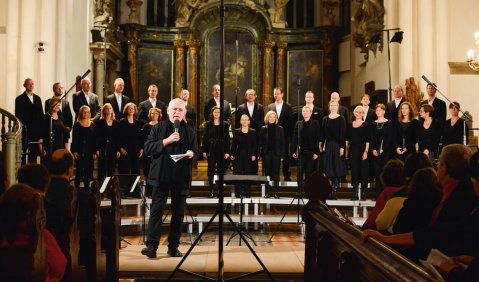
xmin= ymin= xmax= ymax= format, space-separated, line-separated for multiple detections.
xmin=170 ymin=108 xmax=184 ymax=113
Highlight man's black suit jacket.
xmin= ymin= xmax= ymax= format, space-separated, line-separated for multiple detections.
xmin=386 ymin=97 xmax=406 ymax=123
xmin=45 ymin=97 xmax=73 ymax=129
xmin=267 ymin=102 xmax=293 ymax=139
xmin=15 ymin=92 xmax=44 ymax=141
xmin=105 ymin=93 xmax=130 ymax=120
xmin=137 ymin=99 xmax=167 ymax=123
xmin=203 ymin=98 xmax=231 ymax=124
xmin=72 ymin=91 xmax=101 ymax=120
xmin=365 ymin=107 xmax=377 ymax=123
xmin=186 ymin=104 xmax=197 ymax=128
xmin=235 ymin=102 xmax=264 ymax=136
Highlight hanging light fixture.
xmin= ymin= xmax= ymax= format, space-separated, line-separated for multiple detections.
xmin=466 ymin=31 xmax=479 ymax=71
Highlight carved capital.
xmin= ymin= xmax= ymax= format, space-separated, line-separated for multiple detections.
xmin=174 ymin=40 xmax=185 ymax=50
xmin=276 ymin=41 xmax=288 ymax=55
xmin=260 ymin=40 xmax=275 ymax=55
xmin=186 ymin=40 xmax=201 ymax=53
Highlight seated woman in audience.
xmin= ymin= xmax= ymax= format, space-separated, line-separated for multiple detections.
xmin=95 ymin=103 xmax=120 ymax=184
xmin=371 ymin=104 xmax=393 ymax=197
xmin=259 ymin=111 xmax=285 ymax=198
xmin=0 ymin=184 xmax=66 ymax=281
xmin=362 ymin=159 xmax=405 ymax=230
xmin=374 ymin=153 xmax=433 ymax=233
xmin=39 ymin=97 xmax=69 ymax=164
xmin=393 ymin=168 xmax=442 ymax=234
xmin=16 ymin=163 xmax=50 ymax=195
xmin=442 ymin=102 xmax=468 ymax=147
xmin=71 ymin=105 xmax=97 ymax=189
xmin=230 ymin=114 xmax=257 ymax=198
xmin=141 ymin=107 xmax=162 ymax=197
xmin=394 ymin=102 xmax=417 ymax=161
xmin=417 ymin=104 xmax=442 ymax=164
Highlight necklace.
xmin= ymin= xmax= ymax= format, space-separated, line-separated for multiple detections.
xmin=376 ymin=122 xmax=384 ymax=130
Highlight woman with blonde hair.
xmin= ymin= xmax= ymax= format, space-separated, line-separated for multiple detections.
xmin=95 ymin=103 xmax=121 ymax=183
xmin=259 ymin=111 xmax=285 ymax=198
xmin=71 ymin=105 xmax=97 ymax=189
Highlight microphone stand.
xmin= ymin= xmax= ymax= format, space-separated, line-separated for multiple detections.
xmin=421 ymin=76 xmax=470 ymax=145
xmin=50 ymin=69 xmax=91 ymax=115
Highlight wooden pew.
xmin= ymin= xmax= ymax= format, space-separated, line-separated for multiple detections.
xmin=302 ymin=200 xmax=437 ymax=281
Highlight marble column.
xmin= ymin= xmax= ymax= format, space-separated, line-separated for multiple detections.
xmin=418 ymin=0 xmax=434 ymax=90
xmin=275 ymin=41 xmax=288 ymax=90
xmin=92 ymin=50 xmax=106 ymax=102
xmin=19 ymin=0 xmax=37 ymax=88
xmin=39 ymin=0 xmax=57 ymax=100
xmin=127 ymin=29 xmax=140 ymax=103
xmin=6 ymin=0 xmax=19 ymax=112
xmin=174 ymin=40 xmax=185 ymax=98
xmin=260 ymin=39 xmax=275 ymax=107
xmin=186 ymin=39 xmax=201 ymax=110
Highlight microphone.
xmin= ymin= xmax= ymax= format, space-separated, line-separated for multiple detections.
xmin=421 ymin=75 xmax=435 ymax=88
xmin=81 ymin=69 xmax=91 ymax=80
xmin=174 ymin=119 xmax=180 ymax=133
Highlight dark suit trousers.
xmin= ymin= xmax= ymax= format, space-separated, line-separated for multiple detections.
xmin=282 ymin=142 xmax=291 ymax=179
xmin=207 ymin=152 xmax=226 ymax=190
xmin=263 ymin=150 xmax=281 ymax=192
xmin=234 ymin=151 xmax=253 ymax=197
xmin=297 ymin=150 xmax=315 ymax=189
xmin=147 ymin=182 xmax=187 ymax=249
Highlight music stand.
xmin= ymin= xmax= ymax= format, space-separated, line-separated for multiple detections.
xmin=169 ymin=175 xmax=274 ymax=281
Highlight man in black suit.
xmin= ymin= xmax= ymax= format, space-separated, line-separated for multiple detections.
xmin=45 ymin=82 xmax=73 ymax=132
xmin=105 ymin=78 xmax=130 ymax=120
xmin=322 ymin=92 xmax=350 ymax=122
xmin=203 ymin=84 xmax=231 ymax=124
xmin=180 ymin=89 xmax=196 ymax=127
xmin=385 ymin=84 xmax=406 ymax=123
xmin=15 ymin=78 xmax=44 ymax=163
xmin=420 ymin=82 xmax=447 ymax=127
xmin=361 ymin=94 xmax=377 ymax=123
xmin=73 ymin=78 xmax=101 ymax=120
xmin=268 ymin=87 xmax=294 ymax=181
xmin=138 ymin=84 xmax=167 ymax=123
xmin=141 ymin=98 xmax=198 ymax=258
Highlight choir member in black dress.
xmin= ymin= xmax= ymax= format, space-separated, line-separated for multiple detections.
xmin=319 ymin=101 xmax=347 ymax=199
xmin=118 ymin=103 xmax=144 ymax=196
xmin=259 ymin=111 xmax=285 ymax=198
xmin=371 ymin=104 xmax=393 ymax=197
xmin=95 ymin=103 xmax=120 ymax=184
xmin=292 ymin=106 xmax=320 ymax=191
xmin=394 ymin=101 xmax=418 ymax=161
xmin=202 ymin=106 xmax=230 ymax=198
xmin=230 ymin=114 xmax=257 ymax=198
xmin=417 ymin=104 xmax=442 ymax=164
xmin=347 ymin=106 xmax=371 ymax=200
xmin=71 ymin=105 xmax=97 ymax=189
xmin=442 ymin=102 xmax=469 ymax=147
xmin=141 ymin=107 xmax=162 ymax=196
xmin=39 ymin=97 xmax=69 ymax=164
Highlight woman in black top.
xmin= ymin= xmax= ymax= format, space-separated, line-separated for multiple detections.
xmin=292 ymin=106 xmax=320 ymax=192
xmin=118 ymin=103 xmax=143 ymax=196
xmin=140 ymin=107 xmax=162 ymax=196
xmin=39 ymin=97 xmax=69 ymax=164
xmin=319 ymin=101 xmax=346 ymax=199
xmin=71 ymin=105 xmax=96 ymax=189
xmin=443 ymin=102 xmax=468 ymax=147
xmin=394 ymin=102 xmax=417 ymax=161
xmin=259 ymin=111 xmax=285 ymax=198
xmin=202 ymin=106 xmax=230 ymax=198
xmin=417 ymin=104 xmax=442 ymax=164
xmin=230 ymin=114 xmax=257 ymax=198
xmin=95 ymin=103 xmax=120 ymax=184
xmin=347 ymin=105 xmax=371 ymax=200
xmin=371 ymin=104 xmax=393 ymax=197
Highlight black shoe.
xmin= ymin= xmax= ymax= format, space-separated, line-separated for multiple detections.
xmin=167 ymin=248 xmax=183 ymax=257
xmin=209 ymin=192 xmax=215 ymax=198
xmin=284 ymin=177 xmax=291 ymax=181
xmin=141 ymin=245 xmax=157 ymax=258
xmin=274 ymin=193 xmax=280 ymax=199
xmin=264 ymin=193 xmax=270 ymax=198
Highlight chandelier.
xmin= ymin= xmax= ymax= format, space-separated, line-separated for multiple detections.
xmin=467 ymin=32 xmax=479 ymax=71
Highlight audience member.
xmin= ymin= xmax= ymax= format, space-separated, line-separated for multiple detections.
xmin=0 ymin=184 xmax=66 ymax=281
xmin=0 ymin=163 xmax=9 ymax=197
xmin=362 ymin=159 xmax=405 ymax=230
xmin=17 ymin=163 xmax=50 ymax=195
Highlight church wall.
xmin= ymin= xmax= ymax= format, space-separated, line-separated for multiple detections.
xmin=341 ymin=0 xmax=479 ymax=130
xmin=0 ymin=0 xmax=8 ymax=110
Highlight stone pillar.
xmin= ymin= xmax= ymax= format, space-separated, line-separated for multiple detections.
xmin=92 ymin=50 xmax=106 ymax=103
xmin=260 ymin=39 xmax=275 ymax=107
xmin=275 ymin=41 xmax=288 ymax=90
xmin=174 ymin=40 xmax=186 ymax=98
xmin=186 ymin=40 xmax=201 ymax=110
xmin=127 ymin=29 xmax=140 ymax=103
xmin=5 ymin=132 xmax=18 ymax=185
xmin=127 ymin=0 xmax=143 ymax=24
